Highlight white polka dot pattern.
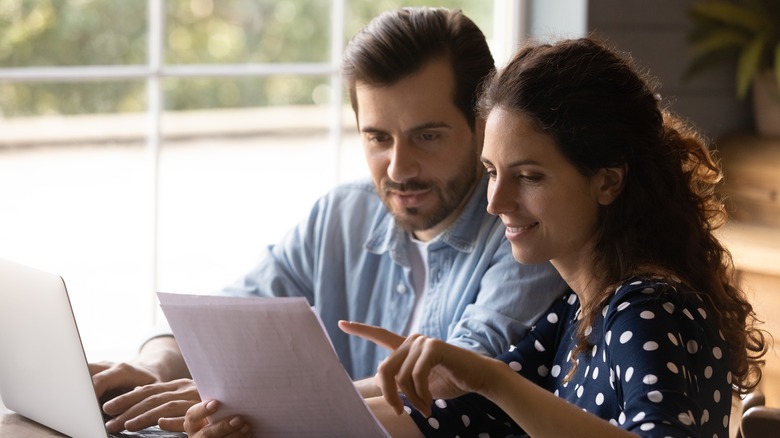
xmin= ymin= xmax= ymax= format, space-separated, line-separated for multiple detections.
xmin=402 ymin=280 xmax=732 ymax=437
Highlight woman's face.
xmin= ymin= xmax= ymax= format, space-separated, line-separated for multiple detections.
xmin=481 ymin=107 xmax=613 ymax=275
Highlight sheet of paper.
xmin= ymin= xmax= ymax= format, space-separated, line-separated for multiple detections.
xmin=158 ymin=292 xmax=390 ymax=438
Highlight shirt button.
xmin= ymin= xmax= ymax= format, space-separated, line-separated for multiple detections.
xmin=396 ymin=284 xmax=407 ymax=294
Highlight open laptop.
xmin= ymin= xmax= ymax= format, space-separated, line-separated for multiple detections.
xmin=0 ymin=258 xmax=186 ymax=438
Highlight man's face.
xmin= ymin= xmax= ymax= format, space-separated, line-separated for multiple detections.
xmin=355 ymin=59 xmax=483 ymax=242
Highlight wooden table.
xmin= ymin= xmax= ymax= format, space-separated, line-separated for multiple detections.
xmin=0 ymin=396 xmax=64 ymax=437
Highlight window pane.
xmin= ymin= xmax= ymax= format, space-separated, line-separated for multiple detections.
xmin=0 ymin=0 xmax=146 ymax=67
xmin=0 ymin=81 xmax=145 ymax=118
xmin=165 ymin=0 xmax=332 ymax=64
xmin=157 ymin=74 xmax=359 ymax=293
xmin=156 ymin=127 xmax=366 ymax=294
xmin=164 ymin=75 xmax=329 ymax=110
xmin=0 ymin=82 xmax=151 ymax=360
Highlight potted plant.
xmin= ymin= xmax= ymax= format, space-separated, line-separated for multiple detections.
xmin=686 ymin=0 xmax=780 ymax=137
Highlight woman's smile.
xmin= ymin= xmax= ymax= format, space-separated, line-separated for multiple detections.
xmin=503 ymin=221 xmax=539 ymax=240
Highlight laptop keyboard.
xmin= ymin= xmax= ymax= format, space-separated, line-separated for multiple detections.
xmin=110 ymin=426 xmax=187 ymax=437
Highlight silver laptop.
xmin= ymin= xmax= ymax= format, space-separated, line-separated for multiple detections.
xmin=0 ymin=258 xmax=185 ymax=438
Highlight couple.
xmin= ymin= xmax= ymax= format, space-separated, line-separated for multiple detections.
xmin=92 ymin=6 xmax=566 ymax=435
xmin=99 ymin=7 xmax=767 ymax=438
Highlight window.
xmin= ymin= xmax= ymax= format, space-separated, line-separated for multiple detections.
xmin=0 ymin=0 xmax=517 ymax=361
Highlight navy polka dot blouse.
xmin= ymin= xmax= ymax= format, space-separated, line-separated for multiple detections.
xmin=403 ymin=278 xmax=733 ymax=437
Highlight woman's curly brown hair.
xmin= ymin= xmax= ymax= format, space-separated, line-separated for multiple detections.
xmin=478 ymin=36 xmax=768 ymax=395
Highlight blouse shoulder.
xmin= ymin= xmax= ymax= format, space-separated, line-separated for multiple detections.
xmin=608 ymin=277 xmax=705 ymax=312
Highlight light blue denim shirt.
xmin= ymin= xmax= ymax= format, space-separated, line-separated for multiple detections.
xmin=221 ymin=176 xmax=567 ymax=379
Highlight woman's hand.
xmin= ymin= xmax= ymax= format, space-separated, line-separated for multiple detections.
xmin=183 ymin=400 xmax=251 ymax=438
xmin=339 ymin=321 xmax=498 ymax=417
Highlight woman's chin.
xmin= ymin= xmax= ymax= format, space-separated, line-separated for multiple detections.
xmin=510 ymin=249 xmax=546 ymax=266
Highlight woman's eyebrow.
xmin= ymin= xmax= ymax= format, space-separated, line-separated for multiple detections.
xmin=480 ymin=157 xmax=540 ymax=167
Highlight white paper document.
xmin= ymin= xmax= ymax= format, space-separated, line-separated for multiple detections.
xmin=158 ymin=292 xmax=390 ymax=438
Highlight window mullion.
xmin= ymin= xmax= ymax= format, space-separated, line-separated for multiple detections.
xmin=329 ymin=0 xmax=346 ymax=185
xmin=147 ymin=0 xmax=163 ymax=326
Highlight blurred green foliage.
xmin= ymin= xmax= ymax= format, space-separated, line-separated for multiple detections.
xmin=0 ymin=0 xmax=491 ymax=117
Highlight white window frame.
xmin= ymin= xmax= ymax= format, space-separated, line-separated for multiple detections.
xmin=0 ymin=0 xmax=523 ymax=318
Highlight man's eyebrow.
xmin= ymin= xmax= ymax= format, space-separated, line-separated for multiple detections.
xmin=409 ymin=121 xmax=452 ymax=132
xmin=359 ymin=125 xmax=386 ymax=134
xmin=360 ymin=121 xmax=453 ymax=134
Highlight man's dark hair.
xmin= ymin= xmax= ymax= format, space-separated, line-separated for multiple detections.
xmin=342 ymin=7 xmax=494 ymax=129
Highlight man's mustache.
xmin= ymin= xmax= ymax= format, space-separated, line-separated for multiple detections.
xmin=382 ymin=180 xmax=431 ymax=193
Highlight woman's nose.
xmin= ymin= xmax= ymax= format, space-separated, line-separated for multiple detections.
xmin=487 ymin=178 xmax=516 ymax=216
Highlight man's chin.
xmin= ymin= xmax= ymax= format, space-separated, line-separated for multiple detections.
xmin=382 ymin=196 xmax=450 ymax=233
xmin=394 ymin=214 xmax=425 ymax=233
xmin=395 ymin=209 xmax=448 ymax=235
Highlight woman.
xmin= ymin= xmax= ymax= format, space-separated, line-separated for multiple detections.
xmin=339 ymin=37 xmax=768 ymax=437
xmin=183 ymin=37 xmax=767 ymax=437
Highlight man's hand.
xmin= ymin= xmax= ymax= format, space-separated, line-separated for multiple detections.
xmin=89 ymin=336 xmax=193 ymax=432
xmin=184 ymin=400 xmax=250 ymax=438
xmin=90 ymin=361 xmax=160 ymax=403
xmin=102 ymin=378 xmax=201 ymax=433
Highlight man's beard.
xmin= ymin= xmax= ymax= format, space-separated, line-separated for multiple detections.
xmin=380 ymin=165 xmax=478 ymax=234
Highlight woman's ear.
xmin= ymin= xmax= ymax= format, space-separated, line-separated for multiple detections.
xmin=594 ymin=165 xmax=626 ymax=206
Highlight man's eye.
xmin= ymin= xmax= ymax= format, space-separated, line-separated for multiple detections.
xmin=419 ymin=133 xmax=438 ymax=142
xmin=368 ymin=135 xmax=389 ymax=143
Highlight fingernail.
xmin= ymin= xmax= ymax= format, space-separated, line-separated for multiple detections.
xmin=206 ymin=400 xmax=218 ymax=411
xmin=229 ymin=417 xmax=243 ymax=428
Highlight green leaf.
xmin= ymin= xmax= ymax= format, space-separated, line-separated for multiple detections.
xmin=736 ymin=35 xmax=766 ymax=98
xmin=689 ymin=29 xmax=751 ymax=56
xmin=684 ymin=49 xmax=741 ymax=82
xmin=689 ymin=1 xmax=766 ymax=33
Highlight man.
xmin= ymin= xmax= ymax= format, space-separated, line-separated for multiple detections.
xmin=90 ymin=7 xmax=566 ymax=434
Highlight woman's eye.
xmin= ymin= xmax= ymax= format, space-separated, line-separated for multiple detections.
xmin=519 ymin=173 xmax=542 ymax=182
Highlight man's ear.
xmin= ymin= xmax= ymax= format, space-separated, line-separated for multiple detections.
xmin=594 ymin=165 xmax=627 ymax=206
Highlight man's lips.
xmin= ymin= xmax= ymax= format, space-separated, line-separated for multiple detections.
xmin=390 ymin=189 xmax=431 ymax=208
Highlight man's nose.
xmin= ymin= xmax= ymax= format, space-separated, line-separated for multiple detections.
xmin=386 ymin=140 xmax=419 ymax=182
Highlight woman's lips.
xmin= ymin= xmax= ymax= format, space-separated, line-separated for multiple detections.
xmin=504 ymin=222 xmax=539 ymax=239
